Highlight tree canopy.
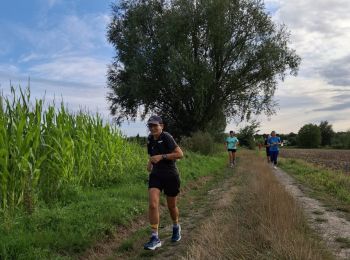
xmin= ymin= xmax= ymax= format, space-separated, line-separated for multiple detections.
xmin=319 ymin=121 xmax=334 ymax=146
xmin=297 ymin=124 xmax=321 ymax=148
xmin=237 ymin=120 xmax=260 ymax=149
xmin=107 ymin=0 xmax=300 ymax=137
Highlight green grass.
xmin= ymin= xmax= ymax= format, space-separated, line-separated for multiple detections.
xmin=0 ymin=183 xmax=148 ymax=259
xmin=0 ymin=87 xmax=227 ymax=258
xmin=0 ymin=149 xmax=226 ymax=259
xmin=278 ymin=158 xmax=350 ymax=210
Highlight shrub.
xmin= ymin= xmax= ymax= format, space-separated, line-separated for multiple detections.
xmin=237 ymin=121 xmax=260 ymax=150
xmin=180 ymin=131 xmax=215 ymax=155
xmin=297 ymin=124 xmax=321 ymax=148
xmin=331 ymin=131 xmax=350 ymax=149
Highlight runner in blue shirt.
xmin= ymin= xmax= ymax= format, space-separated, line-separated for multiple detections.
xmin=225 ymin=131 xmax=239 ymax=167
xmin=267 ymin=131 xmax=281 ymax=169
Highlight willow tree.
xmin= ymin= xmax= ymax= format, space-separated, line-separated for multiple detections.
xmin=107 ymin=0 xmax=300 ymax=138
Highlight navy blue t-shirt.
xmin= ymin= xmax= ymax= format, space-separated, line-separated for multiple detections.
xmin=147 ymin=131 xmax=178 ymax=173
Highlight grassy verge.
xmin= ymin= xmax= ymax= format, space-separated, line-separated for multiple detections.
xmin=278 ymin=157 xmax=350 ymax=214
xmin=0 ymin=150 xmax=226 ymax=260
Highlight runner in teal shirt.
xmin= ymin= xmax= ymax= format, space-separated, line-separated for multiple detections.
xmin=225 ymin=131 xmax=239 ymax=167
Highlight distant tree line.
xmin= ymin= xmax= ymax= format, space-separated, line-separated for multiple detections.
xmin=273 ymin=121 xmax=350 ymax=149
xmin=234 ymin=120 xmax=349 ymax=150
xmin=130 ymin=120 xmax=349 ymax=151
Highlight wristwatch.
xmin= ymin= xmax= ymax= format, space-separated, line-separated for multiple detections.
xmin=162 ymin=154 xmax=167 ymax=160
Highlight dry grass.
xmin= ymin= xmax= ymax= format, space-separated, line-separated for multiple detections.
xmin=183 ymin=151 xmax=333 ymax=260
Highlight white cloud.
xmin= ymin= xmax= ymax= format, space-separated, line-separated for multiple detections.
xmin=245 ymin=0 xmax=350 ymax=133
xmin=0 ymin=10 xmax=114 ymax=120
xmin=0 ymin=56 xmax=110 ymax=122
xmin=28 ymin=56 xmax=107 ymax=83
xmin=0 ymin=64 xmax=20 ymax=75
xmin=274 ymin=0 xmax=350 ymax=65
xmin=10 ymin=12 xmax=112 ymax=60
xmin=0 ymin=3 xmax=123 ymax=131
xmin=0 ymin=73 xmax=110 ymax=120
xmin=19 ymin=53 xmax=42 ymax=63
xmin=2 ymin=1 xmax=349 ymax=136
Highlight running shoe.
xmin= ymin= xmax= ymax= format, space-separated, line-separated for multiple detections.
xmin=171 ymin=225 xmax=181 ymax=242
xmin=144 ymin=236 xmax=161 ymax=250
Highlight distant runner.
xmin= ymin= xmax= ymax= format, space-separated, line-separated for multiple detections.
xmin=267 ymin=131 xmax=281 ymax=169
xmin=144 ymin=115 xmax=184 ymax=250
xmin=225 ymin=131 xmax=239 ymax=167
xmin=264 ymin=134 xmax=271 ymax=163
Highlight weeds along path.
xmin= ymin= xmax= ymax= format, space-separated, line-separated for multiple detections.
xmin=273 ymin=167 xmax=350 ymax=259
xmin=84 ymin=151 xmax=331 ymax=259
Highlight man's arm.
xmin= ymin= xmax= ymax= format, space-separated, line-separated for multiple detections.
xmin=150 ymin=146 xmax=184 ymax=164
xmin=165 ymin=146 xmax=184 ymax=160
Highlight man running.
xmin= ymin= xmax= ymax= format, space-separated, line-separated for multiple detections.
xmin=225 ymin=131 xmax=239 ymax=167
xmin=267 ymin=131 xmax=281 ymax=169
xmin=144 ymin=115 xmax=184 ymax=250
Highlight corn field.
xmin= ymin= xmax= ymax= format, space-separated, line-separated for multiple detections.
xmin=0 ymin=87 xmax=146 ymax=214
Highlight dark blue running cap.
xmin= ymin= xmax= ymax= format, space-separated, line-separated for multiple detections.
xmin=147 ymin=115 xmax=163 ymax=125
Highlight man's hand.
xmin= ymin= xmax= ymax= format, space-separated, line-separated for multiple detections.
xmin=147 ymin=160 xmax=153 ymax=172
xmin=150 ymin=155 xmax=163 ymax=164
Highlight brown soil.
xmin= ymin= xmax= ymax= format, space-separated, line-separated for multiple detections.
xmin=280 ymin=149 xmax=350 ymax=173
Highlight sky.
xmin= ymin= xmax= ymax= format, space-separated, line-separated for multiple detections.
xmin=0 ymin=0 xmax=349 ymax=136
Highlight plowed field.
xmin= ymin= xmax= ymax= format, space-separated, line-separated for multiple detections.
xmin=280 ymin=149 xmax=350 ymax=173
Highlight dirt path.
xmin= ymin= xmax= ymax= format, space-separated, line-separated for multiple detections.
xmin=82 ymin=153 xmax=342 ymax=259
xmin=81 ymin=163 xmax=239 ymax=260
xmin=110 ymin=166 xmax=238 ymax=260
xmin=152 ymin=168 xmax=239 ymax=260
xmin=272 ymin=167 xmax=350 ymax=259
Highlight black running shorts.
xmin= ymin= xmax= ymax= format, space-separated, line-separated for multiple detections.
xmin=227 ymin=149 xmax=237 ymax=152
xmin=148 ymin=172 xmax=180 ymax=197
